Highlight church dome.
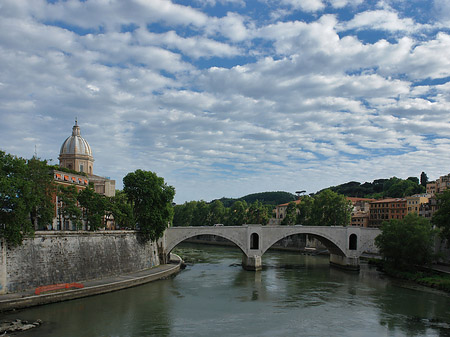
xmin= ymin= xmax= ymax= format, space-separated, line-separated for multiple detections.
xmin=59 ymin=121 xmax=93 ymax=158
xmin=59 ymin=120 xmax=94 ymax=174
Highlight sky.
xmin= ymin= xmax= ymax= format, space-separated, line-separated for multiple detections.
xmin=1 ymin=0 xmax=450 ymax=204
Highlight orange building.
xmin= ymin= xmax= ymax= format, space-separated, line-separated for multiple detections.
xmin=368 ymin=198 xmax=407 ymax=228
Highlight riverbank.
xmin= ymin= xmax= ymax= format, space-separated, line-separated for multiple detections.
xmin=369 ymin=259 xmax=450 ymax=293
xmin=0 ymin=254 xmax=182 ymax=313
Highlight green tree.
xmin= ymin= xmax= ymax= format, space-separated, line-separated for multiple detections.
xmin=247 ymin=200 xmax=269 ymax=225
xmin=0 ymin=152 xmax=34 ymax=246
xmin=173 ymin=201 xmax=197 ymax=227
xmin=110 ymin=190 xmax=135 ymax=229
xmin=226 ymin=200 xmax=248 ymax=225
xmin=191 ymin=201 xmax=209 ymax=226
xmin=27 ymin=157 xmax=55 ymax=230
xmin=78 ymin=185 xmax=109 ymax=230
xmin=310 ymin=189 xmax=352 ymax=226
xmin=58 ymin=185 xmax=82 ymax=230
xmin=123 ymin=170 xmax=175 ymax=242
xmin=432 ymin=189 xmax=450 ymax=243
xmin=0 ymin=152 xmax=55 ymax=245
xmin=420 ymin=172 xmax=428 ymax=187
xmin=208 ymin=200 xmax=225 ymax=225
xmin=281 ymin=201 xmax=297 ymax=226
xmin=375 ymin=214 xmax=435 ymax=270
xmin=297 ymin=195 xmax=314 ymax=225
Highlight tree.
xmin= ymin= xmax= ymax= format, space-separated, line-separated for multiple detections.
xmin=310 ymin=189 xmax=352 ymax=226
xmin=27 ymin=157 xmax=55 ymax=230
xmin=375 ymin=214 xmax=435 ymax=270
xmin=208 ymin=200 xmax=225 ymax=225
xmin=78 ymin=185 xmax=109 ymax=230
xmin=0 ymin=152 xmax=34 ymax=246
xmin=247 ymin=200 xmax=269 ymax=225
xmin=58 ymin=185 xmax=82 ymax=230
xmin=0 ymin=151 xmax=55 ymax=246
xmin=110 ymin=190 xmax=135 ymax=229
xmin=173 ymin=201 xmax=197 ymax=227
xmin=281 ymin=201 xmax=297 ymax=226
xmin=191 ymin=201 xmax=209 ymax=226
xmin=420 ymin=172 xmax=428 ymax=187
xmin=226 ymin=200 xmax=247 ymax=225
xmin=297 ymin=195 xmax=314 ymax=225
xmin=123 ymin=170 xmax=175 ymax=242
xmin=432 ymin=189 xmax=450 ymax=243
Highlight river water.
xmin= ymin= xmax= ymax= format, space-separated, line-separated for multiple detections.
xmin=2 ymin=243 xmax=450 ymax=337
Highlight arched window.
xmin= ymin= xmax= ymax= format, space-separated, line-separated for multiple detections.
xmin=349 ymin=234 xmax=357 ymax=250
xmin=250 ymin=233 xmax=259 ymax=250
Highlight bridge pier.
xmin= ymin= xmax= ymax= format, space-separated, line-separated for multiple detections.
xmin=242 ymin=254 xmax=262 ymax=271
xmin=329 ymin=254 xmax=360 ymax=271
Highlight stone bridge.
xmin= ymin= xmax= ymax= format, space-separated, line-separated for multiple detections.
xmin=162 ymin=225 xmax=380 ymax=271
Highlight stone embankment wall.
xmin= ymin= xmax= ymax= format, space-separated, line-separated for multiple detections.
xmin=0 ymin=231 xmax=159 ymax=294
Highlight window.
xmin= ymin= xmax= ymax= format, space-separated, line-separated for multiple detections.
xmin=349 ymin=234 xmax=357 ymax=250
xmin=250 ymin=233 xmax=259 ymax=250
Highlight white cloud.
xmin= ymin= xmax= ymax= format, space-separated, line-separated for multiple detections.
xmin=328 ymin=0 xmax=364 ymax=9
xmin=280 ymin=0 xmax=325 ymax=12
xmin=1 ymin=0 xmax=450 ymax=203
xmin=338 ymin=9 xmax=418 ymax=32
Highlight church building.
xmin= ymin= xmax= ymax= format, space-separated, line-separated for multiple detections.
xmin=52 ymin=120 xmax=115 ymax=230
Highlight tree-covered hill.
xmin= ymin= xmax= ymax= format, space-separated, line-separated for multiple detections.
xmin=318 ymin=176 xmax=426 ymax=199
xmin=214 ymin=191 xmax=296 ymax=208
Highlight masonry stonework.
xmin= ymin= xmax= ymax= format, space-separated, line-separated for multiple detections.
xmin=0 ymin=231 xmax=159 ymax=294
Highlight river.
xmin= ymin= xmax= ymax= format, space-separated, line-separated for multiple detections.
xmin=2 ymin=243 xmax=450 ymax=337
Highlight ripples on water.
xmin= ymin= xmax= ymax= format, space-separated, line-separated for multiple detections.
xmin=2 ymin=242 xmax=450 ymax=337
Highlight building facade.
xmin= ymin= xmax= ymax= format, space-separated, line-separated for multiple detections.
xmin=368 ymin=198 xmax=407 ymax=228
xmin=406 ymin=194 xmax=430 ymax=215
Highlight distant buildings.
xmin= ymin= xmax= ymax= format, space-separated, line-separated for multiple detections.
xmin=272 ymin=172 xmax=450 ymax=228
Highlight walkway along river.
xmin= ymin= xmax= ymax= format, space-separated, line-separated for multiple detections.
xmin=1 ymin=243 xmax=450 ymax=336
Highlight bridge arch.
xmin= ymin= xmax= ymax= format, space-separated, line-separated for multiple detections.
xmin=260 ymin=228 xmax=347 ymax=257
xmin=165 ymin=228 xmax=247 ymax=256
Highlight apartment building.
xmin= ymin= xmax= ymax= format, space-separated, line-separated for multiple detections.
xmin=406 ymin=194 xmax=430 ymax=215
xmin=368 ymin=198 xmax=407 ymax=228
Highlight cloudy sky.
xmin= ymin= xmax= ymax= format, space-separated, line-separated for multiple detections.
xmin=1 ymin=0 xmax=450 ymax=203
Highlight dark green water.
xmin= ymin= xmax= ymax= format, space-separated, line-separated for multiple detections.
xmin=2 ymin=243 xmax=450 ymax=336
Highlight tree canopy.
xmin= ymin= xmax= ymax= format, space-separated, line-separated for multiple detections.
xmin=0 ymin=151 xmax=55 ymax=246
xmin=297 ymin=189 xmax=352 ymax=226
xmin=432 ymin=189 xmax=450 ymax=243
xmin=173 ymin=199 xmax=271 ymax=226
xmin=215 ymin=191 xmax=296 ymax=208
xmin=123 ymin=170 xmax=175 ymax=242
xmin=324 ymin=176 xmax=425 ymax=198
xmin=375 ymin=214 xmax=435 ymax=270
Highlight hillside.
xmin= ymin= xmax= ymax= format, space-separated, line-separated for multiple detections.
xmin=319 ymin=176 xmax=426 ymax=198
xmin=215 ymin=191 xmax=296 ymax=207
